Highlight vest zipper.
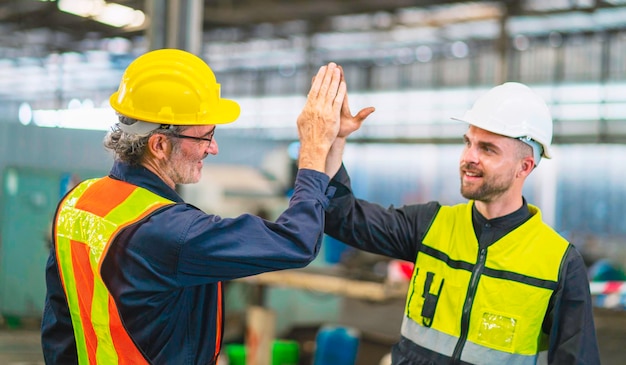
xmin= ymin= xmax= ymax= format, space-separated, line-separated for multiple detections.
xmin=451 ymin=247 xmax=487 ymax=364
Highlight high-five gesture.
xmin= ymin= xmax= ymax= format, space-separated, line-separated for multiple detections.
xmin=297 ymin=62 xmax=346 ymax=174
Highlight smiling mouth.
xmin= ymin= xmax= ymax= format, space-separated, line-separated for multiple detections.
xmin=461 ymin=169 xmax=484 ymax=181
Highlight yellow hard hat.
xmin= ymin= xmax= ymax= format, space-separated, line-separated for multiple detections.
xmin=109 ymin=48 xmax=240 ymax=125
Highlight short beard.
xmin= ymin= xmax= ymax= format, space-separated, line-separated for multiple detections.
xmin=164 ymin=142 xmax=191 ymax=185
xmin=460 ymin=164 xmax=512 ymax=203
xmin=461 ymin=181 xmax=509 ymax=203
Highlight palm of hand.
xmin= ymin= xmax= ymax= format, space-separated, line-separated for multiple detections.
xmin=338 ymin=105 xmax=375 ymax=138
xmin=338 ymin=115 xmax=361 ymax=138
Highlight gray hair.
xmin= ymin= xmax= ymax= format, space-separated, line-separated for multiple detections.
xmin=103 ymin=115 xmax=186 ymax=165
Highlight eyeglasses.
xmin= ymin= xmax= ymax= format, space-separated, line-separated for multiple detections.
xmin=169 ymin=131 xmax=214 ymax=146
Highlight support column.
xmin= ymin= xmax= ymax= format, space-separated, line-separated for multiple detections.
xmin=145 ymin=0 xmax=204 ymax=55
xmin=496 ymin=6 xmax=510 ymax=84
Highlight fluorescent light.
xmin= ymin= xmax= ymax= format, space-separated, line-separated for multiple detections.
xmin=31 ymin=106 xmax=117 ymax=130
xmin=18 ymin=103 xmax=32 ymax=126
xmin=57 ymin=0 xmax=145 ymax=28
xmin=58 ymin=0 xmax=104 ymax=17
xmin=95 ymin=3 xmax=141 ymax=28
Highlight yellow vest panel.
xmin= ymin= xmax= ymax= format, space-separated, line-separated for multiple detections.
xmin=404 ymin=202 xmax=569 ymax=362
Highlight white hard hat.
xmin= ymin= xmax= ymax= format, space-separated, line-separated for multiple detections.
xmin=452 ymin=82 xmax=553 ymax=159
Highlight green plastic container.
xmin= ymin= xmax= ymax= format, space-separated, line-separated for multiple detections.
xmin=224 ymin=340 xmax=299 ymax=365
xmin=225 ymin=343 xmax=246 ymax=365
xmin=3 ymin=314 xmax=22 ymax=329
xmin=272 ymin=340 xmax=299 ymax=365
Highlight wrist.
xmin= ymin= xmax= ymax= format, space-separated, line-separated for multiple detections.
xmin=332 ymin=137 xmax=347 ymax=148
xmin=298 ymin=143 xmax=330 ymax=173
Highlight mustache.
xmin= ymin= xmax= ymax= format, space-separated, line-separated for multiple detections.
xmin=460 ymin=163 xmax=482 ymax=174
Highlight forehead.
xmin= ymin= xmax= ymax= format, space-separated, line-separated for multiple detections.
xmin=181 ymin=125 xmax=216 ymax=134
xmin=465 ymin=125 xmax=511 ymax=145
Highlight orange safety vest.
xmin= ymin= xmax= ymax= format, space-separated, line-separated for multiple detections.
xmin=54 ymin=177 xmax=186 ymax=364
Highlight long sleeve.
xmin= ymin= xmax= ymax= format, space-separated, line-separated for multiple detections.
xmin=41 ymin=246 xmax=78 ymax=365
xmin=548 ymin=248 xmax=601 ymax=364
xmin=174 ymin=168 xmax=332 ymax=283
xmin=324 ymin=164 xmax=439 ymax=262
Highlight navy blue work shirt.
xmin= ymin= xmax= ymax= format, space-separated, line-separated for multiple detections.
xmin=42 ymin=160 xmax=333 ymax=364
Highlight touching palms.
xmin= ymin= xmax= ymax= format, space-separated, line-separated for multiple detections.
xmin=311 ymin=65 xmax=375 ymax=138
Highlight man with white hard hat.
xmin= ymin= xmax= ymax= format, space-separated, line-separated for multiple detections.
xmin=324 ymin=82 xmax=600 ymax=364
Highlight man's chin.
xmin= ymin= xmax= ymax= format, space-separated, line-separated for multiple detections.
xmin=461 ymin=189 xmax=480 ymax=201
xmin=186 ymin=178 xmax=202 ymax=185
xmin=176 ymin=176 xmax=202 ymax=185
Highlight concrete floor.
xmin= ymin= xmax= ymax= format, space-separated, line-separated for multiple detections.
xmin=1 ymin=307 xmax=624 ymax=364
xmin=0 ymin=329 xmax=43 ymax=364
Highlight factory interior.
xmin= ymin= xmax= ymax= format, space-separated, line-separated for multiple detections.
xmin=1 ymin=0 xmax=626 ymax=364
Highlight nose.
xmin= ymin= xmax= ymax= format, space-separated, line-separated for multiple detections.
xmin=461 ymin=144 xmax=478 ymax=165
xmin=207 ymin=138 xmax=219 ymax=155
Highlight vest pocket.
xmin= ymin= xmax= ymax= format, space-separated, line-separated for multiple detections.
xmin=477 ymin=310 xmax=517 ymax=350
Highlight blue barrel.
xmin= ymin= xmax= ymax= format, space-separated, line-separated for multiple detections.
xmin=324 ymin=236 xmax=355 ymax=264
xmin=313 ymin=326 xmax=360 ymax=365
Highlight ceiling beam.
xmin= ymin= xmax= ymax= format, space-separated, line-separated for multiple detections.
xmin=201 ymin=0 xmax=473 ymax=26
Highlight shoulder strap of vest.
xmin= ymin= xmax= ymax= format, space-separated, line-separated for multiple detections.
xmin=57 ymin=176 xmax=175 ymax=267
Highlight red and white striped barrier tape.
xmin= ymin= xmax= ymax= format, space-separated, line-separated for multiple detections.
xmin=589 ymin=281 xmax=626 ymax=295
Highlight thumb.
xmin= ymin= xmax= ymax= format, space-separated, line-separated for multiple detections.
xmin=355 ymin=107 xmax=376 ymax=122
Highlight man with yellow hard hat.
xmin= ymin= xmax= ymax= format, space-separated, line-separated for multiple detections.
xmin=41 ymin=48 xmax=369 ymax=364
xmin=324 ymin=82 xmax=600 ymax=364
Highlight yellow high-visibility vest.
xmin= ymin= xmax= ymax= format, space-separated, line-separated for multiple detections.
xmin=402 ymin=202 xmax=569 ymax=365
xmin=55 ymin=177 xmax=176 ymax=364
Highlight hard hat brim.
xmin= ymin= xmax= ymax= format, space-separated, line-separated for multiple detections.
xmin=109 ymin=93 xmax=241 ymax=126
xmin=451 ymin=116 xmax=552 ymax=159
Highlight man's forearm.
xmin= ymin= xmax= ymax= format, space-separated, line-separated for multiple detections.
xmin=325 ymin=137 xmax=346 ymax=178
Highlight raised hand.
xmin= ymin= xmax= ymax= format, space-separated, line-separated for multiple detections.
xmin=338 ymin=91 xmax=375 ymax=138
xmin=296 ymin=62 xmax=346 ymax=173
xmin=324 ymin=66 xmax=375 ymax=178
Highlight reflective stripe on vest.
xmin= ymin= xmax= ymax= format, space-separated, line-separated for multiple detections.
xmin=55 ymin=177 xmax=174 ymax=364
xmin=402 ymin=202 xmax=569 ymax=365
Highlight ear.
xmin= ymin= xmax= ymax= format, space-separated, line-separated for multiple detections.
xmin=517 ymin=156 xmax=535 ymax=178
xmin=146 ymin=134 xmax=171 ymax=160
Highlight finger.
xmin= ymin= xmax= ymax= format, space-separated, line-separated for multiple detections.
xmin=325 ymin=67 xmax=342 ymax=104
xmin=333 ymin=80 xmax=348 ymax=116
xmin=308 ymin=65 xmax=327 ymax=99
xmin=355 ymin=107 xmax=376 ymax=121
xmin=341 ymin=92 xmax=352 ymax=117
xmin=318 ymin=62 xmax=338 ymax=101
